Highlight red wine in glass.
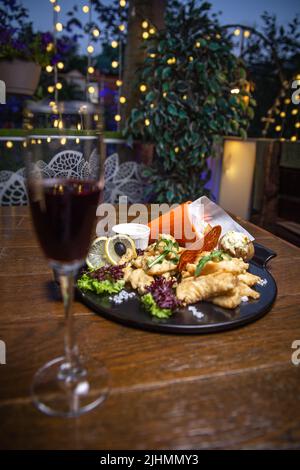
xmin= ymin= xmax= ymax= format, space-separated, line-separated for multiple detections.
xmin=29 ymin=178 xmax=101 ymax=263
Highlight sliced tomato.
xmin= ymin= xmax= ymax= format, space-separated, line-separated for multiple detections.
xmin=202 ymin=225 xmax=222 ymax=252
xmin=177 ymin=225 xmax=222 ymax=272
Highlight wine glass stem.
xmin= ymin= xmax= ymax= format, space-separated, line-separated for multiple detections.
xmin=59 ymin=271 xmax=78 ymax=366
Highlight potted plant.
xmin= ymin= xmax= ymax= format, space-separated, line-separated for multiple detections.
xmin=125 ymin=0 xmax=256 ymax=203
xmin=0 ymin=0 xmax=72 ymax=96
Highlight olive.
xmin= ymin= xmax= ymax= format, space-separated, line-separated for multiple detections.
xmin=114 ymin=241 xmax=127 ymax=257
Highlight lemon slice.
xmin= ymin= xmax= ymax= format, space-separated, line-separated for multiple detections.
xmin=105 ymin=234 xmax=136 ymax=265
xmin=86 ymin=236 xmax=108 ymax=270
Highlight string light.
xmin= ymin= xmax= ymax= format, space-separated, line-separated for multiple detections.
xmin=58 ymin=119 xmax=63 ymax=129
xmin=47 ymin=137 xmax=51 ymax=143
xmin=149 ymin=28 xmax=156 ymax=35
xmin=142 ymin=31 xmax=149 ymax=39
xmin=46 ymin=43 xmax=54 ymax=52
xmin=54 ymin=5 xmax=61 ymax=12
xmin=295 ymin=122 xmax=300 ymax=128
xmin=23 ymin=142 xmax=27 ymax=148
xmin=46 ymin=65 xmax=53 ymax=73
xmin=280 ymin=111 xmax=286 ymax=118
xmin=111 ymin=60 xmax=119 ymax=68
xmin=189 ymin=56 xmax=194 ymax=62
xmin=76 ymin=138 xmax=80 ymax=144
xmin=167 ymin=57 xmax=176 ymax=64
xmin=182 ymin=95 xmax=187 ymax=100
xmin=291 ymin=136 xmax=297 ymax=142
xmin=140 ymin=84 xmax=147 ymax=92
xmin=6 ymin=141 xmax=13 ymax=149
xmin=284 ymin=98 xmax=291 ymax=104
xmin=244 ymin=30 xmax=250 ymax=38
xmin=234 ymin=28 xmax=240 ymax=36
xmin=119 ymin=24 xmax=125 ymax=32
xmin=145 ymin=118 xmax=150 ymax=126
xmin=142 ymin=21 xmax=148 ymax=29
xmin=195 ymin=41 xmax=201 ymax=48
xmin=57 ymin=62 xmax=64 ymax=70
xmin=87 ymin=45 xmax=94 ymax=54
xmin=149 ymin=53 xmax=156 ymax=58
xmin=111 ymin=40 xmax=118 ymax=48
xmin=56 ymin=82 xmax=62 ymax=90
xmin=231 ymin=88 xmax=240 ymax=94
xmin=37 ymin=139 xmax=42 ymax=144
xmin=120 ymin=0 xmax=126 ymax=6
xmin=88 ymin=86 xmax=95 ymax=94
xmin=94 ymin=115 xmax=99 ymax=121
xmin=82 ymin=5 xmax=89 ymax=13
xmin=119 ymin=96 xmax=126 ymax=104
xmin=77 ymin=123 xmax=82 ymax=130
xmin=60 ymin=137 xmax=67 ymax=145
xmin=48 ymin=85 xmax=54 ymax=93
xmin=114 ymin=114 xmax=121 ymax=122
xmin=174 ymin=147 xmax=180 ymax=153
xmin=163 ymin=92 xmax=167 ymax=97
xmin=292 ymin=109 xmax=298 ymax=115
xmin=275 ymin=125 xmax=281 ymax=131
xmin=88 ymin=66 xmax=95 ymax=74
xmin=116 ymin=79 xmax=123 ymax=87
xmin=93 ymin=29 xmax=100 ymax=37
xmin=150 ymin=103 xmax=155 ymax=108
xmin=49 ymin=0 xmax=55 ymax=3
xmin=55 ymin=22 xmax=63 ymax=32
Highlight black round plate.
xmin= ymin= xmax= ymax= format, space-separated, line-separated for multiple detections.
xmin=77 ymin=243 xmax=277 ymax=334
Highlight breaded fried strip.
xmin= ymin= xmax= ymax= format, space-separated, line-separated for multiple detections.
xmin=211 ymin=288 xmax=241 ymax=309
xmin=176 ymin=272 xmax=237 ymax=304
xmin=238 ymin=282 xmax=260 ymax=300
xmin=186 ymin=258 xmax=248 ymax=276
xmin=238 ymin=272 xmax=261 ymax=286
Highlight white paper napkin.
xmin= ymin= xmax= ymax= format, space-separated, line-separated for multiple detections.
xmin=188 ymin=196 xmax=254 ymax=242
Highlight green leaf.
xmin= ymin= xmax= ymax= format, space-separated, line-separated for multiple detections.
xmin=140 ymin=293 xmax=172 ymax=319
xmin=162 ymin=67 xmax=172 ymax=79
xmin=167 ymin=104 xmax=178 ymax=116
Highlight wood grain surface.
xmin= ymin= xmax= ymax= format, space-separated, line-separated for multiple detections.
xmin=0 ymin=206 xmax=300 ymax=450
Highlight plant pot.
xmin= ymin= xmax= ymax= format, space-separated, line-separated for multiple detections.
xmin=0 ymin=60 xmax=41 ymax=95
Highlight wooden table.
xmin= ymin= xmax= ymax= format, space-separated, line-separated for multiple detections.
xmin=0 ymin=206 xmax=300 ymax=450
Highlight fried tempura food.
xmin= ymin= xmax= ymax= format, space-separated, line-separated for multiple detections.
xmin=238 ymin=282 xmax=260 ymax=299
xmin=238 ymin=272 xmax=261 ymax=287
xmin=210 ymin=280 xmax=260 ymax=309
xmin=185 ymin=257 xmax=248 ymax=277
xmin=123 ymin=266 xmax=154 ymax=294
xmin=211 ymin=288 xmax=241 ymax=309
xmin=176 ymin=272 xmax=237 ymax=304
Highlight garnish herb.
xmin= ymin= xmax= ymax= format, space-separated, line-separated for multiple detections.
xmin=147 ymin=238 xmax=179 ymax=269
xmin=195 ymin=250 xmax=229 ymax=276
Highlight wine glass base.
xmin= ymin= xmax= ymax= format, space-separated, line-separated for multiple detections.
xmin=31 ymin=356 xmax=109 ymax=417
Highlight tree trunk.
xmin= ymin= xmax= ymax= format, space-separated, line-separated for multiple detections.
xmin=121 ymin=0 xmax=166 ymax=123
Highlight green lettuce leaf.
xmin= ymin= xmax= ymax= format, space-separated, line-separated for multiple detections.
xmin=140 ymin=293 xmax=172 ymax=319
xmin=77 ymin=274 xmax=125 ymax=295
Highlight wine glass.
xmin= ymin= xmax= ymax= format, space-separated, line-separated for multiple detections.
xmin=25 ymin=129 xmax=108 ymax=417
